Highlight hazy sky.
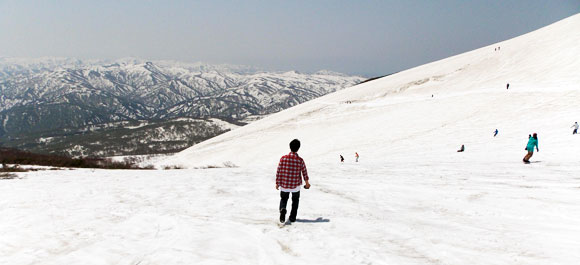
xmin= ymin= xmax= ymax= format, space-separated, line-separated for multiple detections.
xmin=0 ymin=0 xmax=578 ymax=76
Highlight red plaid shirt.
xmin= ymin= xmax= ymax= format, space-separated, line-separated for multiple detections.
xmin=276 ymin=152 xmax=309 ymax=189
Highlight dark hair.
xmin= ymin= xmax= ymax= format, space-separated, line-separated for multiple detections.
xmin=289 ymin=139 xmax=301 ymax=152
xmin=533 ymin=133 xmax=538 ymax=139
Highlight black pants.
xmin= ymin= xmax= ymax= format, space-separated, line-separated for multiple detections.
xmin=279 ymin=191 xmax=300 ymax=220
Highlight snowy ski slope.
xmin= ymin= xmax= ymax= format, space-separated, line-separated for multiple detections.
xmin=2 ymin=13 xmax=580 ymax=265
xmin=161 ymin=13 xmax=580 ymax=169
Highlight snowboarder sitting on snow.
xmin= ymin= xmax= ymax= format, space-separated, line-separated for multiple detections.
xmin=276 ymin=139 xmax=311 ymax=223
xmin=457 ymin=144 xmax=465 ymax=152
xmin=523 ymin=133 xmax=539 ymax=163
xmin=494 ymin=129 xmax=499 ymax=137
xmin=572 ymin=122 xmax=579 ymax=135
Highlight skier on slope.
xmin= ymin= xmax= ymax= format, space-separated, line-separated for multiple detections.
xmin=494 ymin=129 xmax=499 ymax=137
xmin=457 ymin=145 xmax=465 ymax=152
xmin=523 ymin=133 xmax=539 ymax=163
xmin=572 ymin=122 xmax=578 ymax=135
xmin=340 ymin=155 xmax=344 ymax=163
xmin=355 ymin=152 xmax=359 ymax=162
xmin=276 ymin=139 xmax=311 ymax=223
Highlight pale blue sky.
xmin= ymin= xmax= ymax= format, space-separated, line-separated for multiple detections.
xmin=0 ymin=0 xmax=578 ymax=76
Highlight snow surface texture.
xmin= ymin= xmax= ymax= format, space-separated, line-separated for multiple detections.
xmin=3 ymin=164 xmax=579 ymax=264
xmin=2 ymin=14 xmax=580 ymax=265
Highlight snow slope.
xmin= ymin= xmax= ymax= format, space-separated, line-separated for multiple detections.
xmin=160 ymin=13 xmax=580 ymax=169
xmin=2 ymin=14 xmax=580 ymax=265
xmin=2 ymin=163 xmax=579 ymax=264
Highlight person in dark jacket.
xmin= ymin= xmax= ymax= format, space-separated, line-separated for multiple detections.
xmin=523 ymin=133 xmax=539 ymax=163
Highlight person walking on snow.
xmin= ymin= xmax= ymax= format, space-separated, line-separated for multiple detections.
xmin=276 ymin=139 xmax=311 ymax=223
xmin=572 ymin=122 xmax=578 ymax=134
xmin=523 ymin=133 xmax=539 ymax=163
xmin=340 ymin=155 xmax=344 ymax=163
xmin=355 ymin=152 xmax=359 ymax=162
xmin=494 ymin=129 xmax=499 ymax=137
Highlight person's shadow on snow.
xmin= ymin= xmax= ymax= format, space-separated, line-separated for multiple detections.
xmin=295 ymin=217 xmax=330 ymax=223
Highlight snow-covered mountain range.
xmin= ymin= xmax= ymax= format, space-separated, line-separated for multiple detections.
xmin=0 ymin=58 xmax=364 ymax=156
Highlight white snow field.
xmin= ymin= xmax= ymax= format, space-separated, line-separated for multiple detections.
xmin=2 ymin=14 xmax=580 ymax=265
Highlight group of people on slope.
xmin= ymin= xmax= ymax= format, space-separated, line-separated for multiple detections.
xmin=459 ymin=121 xmax=580 ymax=163
xmin=521 ymin=122 xmax=579 ymax=163
xmin=340 ymin=152 xmax=359 ymax=163
xmin=275 ymin=122 xmax=578 ymax=222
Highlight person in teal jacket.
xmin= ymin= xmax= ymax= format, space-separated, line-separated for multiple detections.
xmin=523 ymin=133 xmax=539 ymax=163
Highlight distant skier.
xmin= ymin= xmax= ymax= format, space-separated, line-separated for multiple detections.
xmin=506 ymin=83 xmax=509 ymax=90
xmin=572 ymin=122 xmax=578 ymax=134
xmin=340 ymin=155 xmax=344 ymax=163
xmin=355 ymin=152 xmax=359 ymax=162
xmin=494 ymin=129 xmax=499 ymax=137
xmin=523 ymin=133 xmax=539 ymax=163
xmin=276 ymin=139 xmax=311 ymax=223
xmin=457 ymin=145 xmax=465 ymax=152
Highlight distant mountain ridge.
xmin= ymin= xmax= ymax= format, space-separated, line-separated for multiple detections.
xmin=0 ymin=58 xmax=364 ymax=156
